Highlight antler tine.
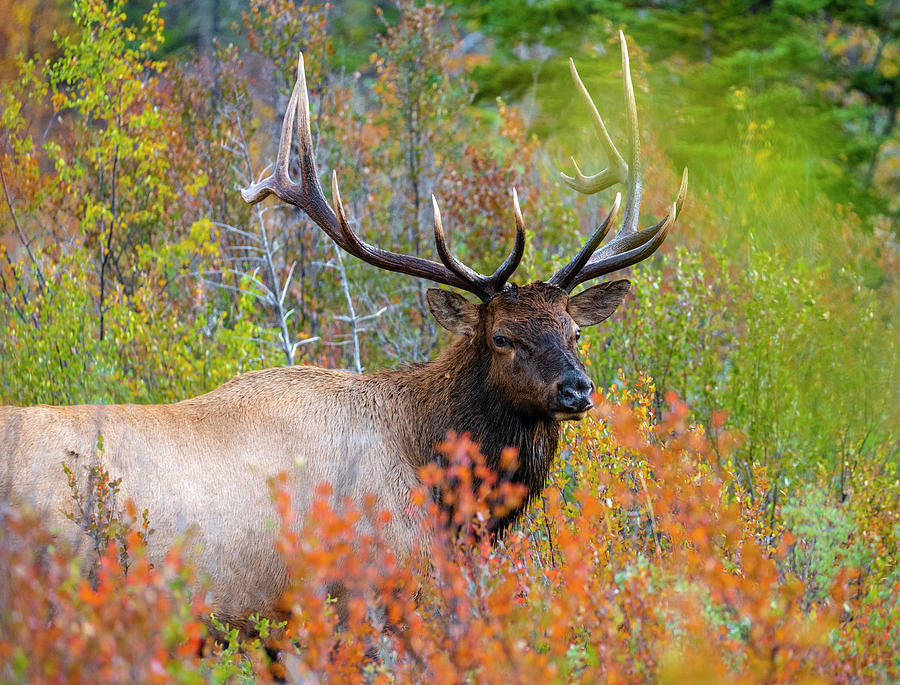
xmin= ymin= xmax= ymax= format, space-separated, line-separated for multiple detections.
xmin=241 ymin=53 xmax=346 ymax=251
xmin=241 ymin=53 xmax=305 ymax=206
xmin=242 ymin=51 xmax=530 ymax=301
xmin=550 ymin=33 xmax=688 ymax=292
xmin=564 ymin=200 xmax=677 ymax=290
xmin=618 ymin=29 xmax=642 ymax=236
xmin=431 ymin=195 xmax=490 ymax=299
xmin=563 ymin=31 xmax=641 ymax=237
xmin=560 ymin=57 xmax=628 ymax=196
xmin=548 ymin=192 xmax=620 ymax=288
xmin=431 ymin=189 xmax=526 ymax=301
xmin=487 ymin=188 xmax=526 ymax=288
xmin=560 ymin=168 xmax=688 ymax=290
xmin=584 ymin=162 xmax=685 ymax=260
xmin=330 ymin=173 xmax=481 ymax=291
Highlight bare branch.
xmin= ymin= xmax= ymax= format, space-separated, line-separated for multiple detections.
xmin=0 ymin=164 xmax=45 ymax=292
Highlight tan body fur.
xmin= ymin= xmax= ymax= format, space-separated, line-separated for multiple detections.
xmin=0 ymin=365 xmax=432 ymax=625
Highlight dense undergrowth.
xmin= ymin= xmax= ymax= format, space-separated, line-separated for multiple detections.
xmin=1 ymin=0 xmax=898 ymax=682
xmin=1 ymin=380 xmax=897 ymax=682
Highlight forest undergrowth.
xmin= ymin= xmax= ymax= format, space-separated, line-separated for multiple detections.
xmin=1 ymin=379 xmax=897 ymax=682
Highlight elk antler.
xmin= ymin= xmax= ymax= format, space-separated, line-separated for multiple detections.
xmin=549 ymin=32 xmax=688 ymax=293
xmin=242 ymin=53 xmax=524 ymax=303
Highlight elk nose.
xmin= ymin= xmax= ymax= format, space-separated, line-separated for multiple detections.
xmin=555 ymin=371 xmax=594 ymax=412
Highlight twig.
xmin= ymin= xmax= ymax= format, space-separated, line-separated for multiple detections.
xmin=0 ymin=164 xmax=45 ymax=292
xmin=638 ymin=471 xmax=663 ymax=563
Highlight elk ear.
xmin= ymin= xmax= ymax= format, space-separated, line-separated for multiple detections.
xmin=427 ymin=288 xmax=480 ymax=336
xmin=567 ymin=279 xmax=631 ymax=326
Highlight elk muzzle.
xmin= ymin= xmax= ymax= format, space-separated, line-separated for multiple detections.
xmin=550 ymin=369 xmax=594 ymax=420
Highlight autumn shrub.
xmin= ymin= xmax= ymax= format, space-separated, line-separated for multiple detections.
xmin=209 ymin=382 xmax=897 ymax=682
xmin=226 ymin=379 xmax=897 ymax=682
xmin=0 ymin=492 xmax=206 ymax=683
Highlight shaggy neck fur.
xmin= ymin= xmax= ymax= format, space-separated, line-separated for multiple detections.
xmin=380 ymin=334 xmax=561 ymax=535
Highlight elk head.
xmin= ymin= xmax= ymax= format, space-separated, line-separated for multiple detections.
xmin=242 ymin=31 xmax=687 ymax=422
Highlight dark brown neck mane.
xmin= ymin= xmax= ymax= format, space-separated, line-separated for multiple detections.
xmin=384 ymin=335 xmax=561 ymax=535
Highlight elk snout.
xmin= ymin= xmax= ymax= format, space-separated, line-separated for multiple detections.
xmin=551 ymin=370 xmax=594 ymax=420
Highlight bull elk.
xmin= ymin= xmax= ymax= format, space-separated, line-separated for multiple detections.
xmin=0 ymin=33 xmax=686 ymax=629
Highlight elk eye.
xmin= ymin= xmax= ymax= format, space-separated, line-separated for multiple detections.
xmin=575 ymin=327 xmax=581 ymax=341
xmin=493 ymin=334 xmax=512 ymax=348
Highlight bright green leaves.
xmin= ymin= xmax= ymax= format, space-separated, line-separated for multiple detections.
xmin=581 ymin=241 xmax=897 ymax=486
xmin=43 ymin=0 xmax=171 ymax=247
xmin=0 ymin=0 xmax=264 ymax=405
